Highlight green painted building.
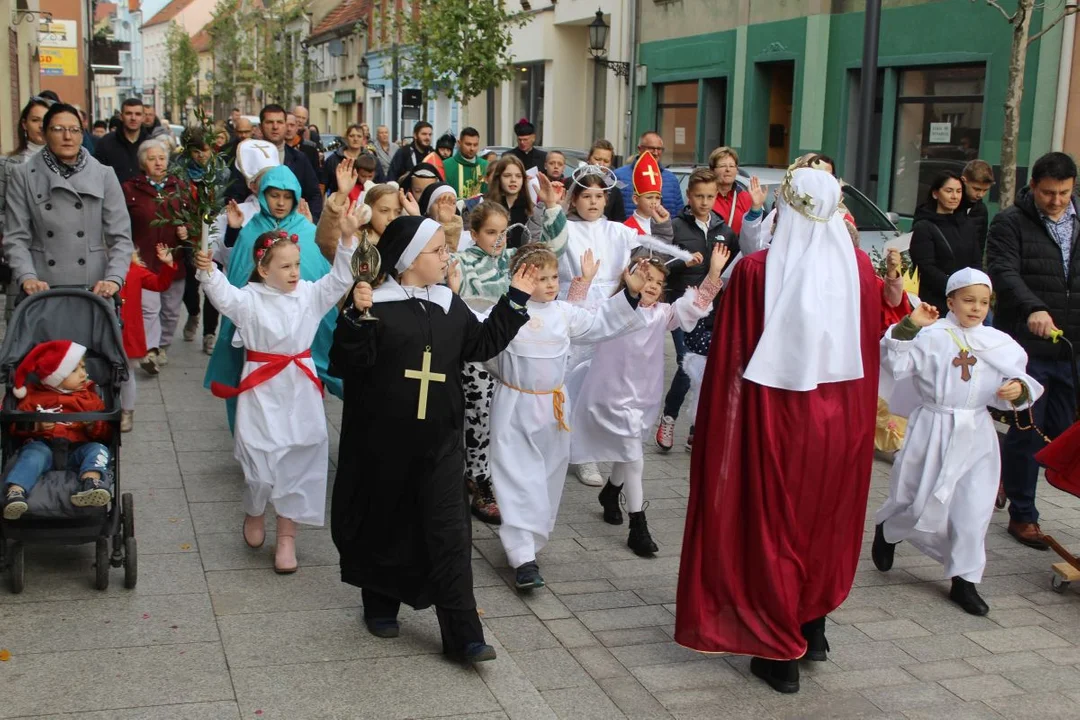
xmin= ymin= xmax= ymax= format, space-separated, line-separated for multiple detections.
xmin=635 ymin=0 xmax=1068 ymax=218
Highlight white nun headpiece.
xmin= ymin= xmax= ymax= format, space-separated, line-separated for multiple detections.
xmin=743 ymin=167 xmax=864 ymax=391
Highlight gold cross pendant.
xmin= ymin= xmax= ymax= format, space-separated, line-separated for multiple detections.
xmin=403 ymin=348 xmax=446 ymax=419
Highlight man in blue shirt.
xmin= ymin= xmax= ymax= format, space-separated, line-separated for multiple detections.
xmin=613 ymin=131 xmax=684 ymax=218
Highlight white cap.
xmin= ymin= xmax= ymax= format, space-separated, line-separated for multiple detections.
xmin=946 ymin=268 xmax=993 ymax=296
xmin=235 ymin=139 xmax=280 ymax=185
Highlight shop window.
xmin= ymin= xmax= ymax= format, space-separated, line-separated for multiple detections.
xmin=513 ymin=63 xmax=545 ymax=144
xmin=890 ymin=64 xmax=985 ymax=216
xmin=656 ymin=81 xmax=697 ymax=165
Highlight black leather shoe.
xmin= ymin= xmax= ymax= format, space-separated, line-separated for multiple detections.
xmin=364 ymin=617 xmax=400 ymax=638
xmin=950 ymin=577 xmax=989 ymax=616
xmin=750 ymin=656 xmax=799 ymax=694
xmin=598 ymin=481 xmax=623 ymax=525
xmin=872 ymin=523 xmax=896 ymax=572
xmin=801 ymin=617 xmax=830 ymax=661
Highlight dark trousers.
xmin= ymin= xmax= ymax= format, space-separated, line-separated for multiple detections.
xmin=663 ymin=328 xmax=691 ymax=419
xmin=182 ymin=259 xmax=221 ymax=337
xmin=361 ymin=588 xmax=484 ymax=654
xmin=1002 ymin=356 xmax=1078 ymax=523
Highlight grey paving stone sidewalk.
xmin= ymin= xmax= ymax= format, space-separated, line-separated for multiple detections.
xmin=3 ymin=317 xmax=1080 ymax=719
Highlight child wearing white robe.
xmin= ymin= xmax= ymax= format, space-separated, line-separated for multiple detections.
xmin=872 ymin=268 xmax=1042 ymax=616
xmin=558 ymin=168 xmax=673 ymax=487
xmin=195 ymin=230 xmax=355 ymax=573
xmin=570 ymin=245 xmax=727 ymax=556
xmin=489 ymin=244 xmax=648 ymax=590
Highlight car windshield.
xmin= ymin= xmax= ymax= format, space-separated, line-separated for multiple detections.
xmin=841 ymin=186 xmax=895 ymax=231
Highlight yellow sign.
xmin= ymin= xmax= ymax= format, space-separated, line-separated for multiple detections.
xmin=40 ymin=48 xmax=78 ymax=77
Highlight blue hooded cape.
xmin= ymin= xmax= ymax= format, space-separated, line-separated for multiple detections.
xmin=202 ymin=165 xmax=343 ymax=432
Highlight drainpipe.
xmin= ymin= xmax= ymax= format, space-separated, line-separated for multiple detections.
xmin=625 ymin=0 xmax=640 ymax=155
xmin=1052 ymin=2 xmax=1077 ymax=151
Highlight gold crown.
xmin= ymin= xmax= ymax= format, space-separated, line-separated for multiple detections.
xmin=779 ymin=167 xmax=831 ymax=223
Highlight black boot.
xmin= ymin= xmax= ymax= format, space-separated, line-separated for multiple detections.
xmin=598 ymin=481 xmax=623 ymax=525
xmin=871 ymin=523 xmax=896 ymax=572
xmin=627 ymin=510 xmax=658 ymax=557
xmin=950 ymin=577 xmax=989 ymax=616
xmin=801 ymin=617 xmax=830 ymax=661
xmin=750 ymin=657 xmax=799 ymax=694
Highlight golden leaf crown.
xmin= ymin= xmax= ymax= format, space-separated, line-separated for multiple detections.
xmin=779 ymin=160 xmax=833 ymax=224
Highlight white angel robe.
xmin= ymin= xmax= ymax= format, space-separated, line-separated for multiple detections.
xmin=198 ymin=242 xmax=355 ymax=525
xmin=875 ymin=314 xmax=1043 ymax=582
xmin=489 ymin=291 xmax=643 ymax=567
xmin=557 ymin=218 xmax=641 ymax=402
xmin=570 ymin=289 xmax=711 ymax=464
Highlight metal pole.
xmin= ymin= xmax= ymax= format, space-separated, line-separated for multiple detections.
xmin=854 ymin=0 xmax=881 ymax=190
xmin=392 ymin=45 xmax=400 ymax=142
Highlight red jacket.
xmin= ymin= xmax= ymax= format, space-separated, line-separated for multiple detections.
xmin=11 ymin=383 xmax=111 ymax=443
xmin=123 ymin=174 xmax=188 ymax=277
xmin=120 ymin=260 xmax=177 ymax=359
xmin=712 ymin=186 xmax=753 ymax=235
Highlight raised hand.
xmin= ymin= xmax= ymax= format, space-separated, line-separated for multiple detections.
xmin=510 ymin=263 xmax=540 ymax=296
xmin=686 ymin=251 xmax=704 ymax=268
xmin=340 ymin=201 xmax=373 ymax=242
xmin=433 ymin=195 xmax=457 ymax=224
xmin=707 ymin=243 xmax=731 ymax=281
xmin=225 ymin=199 xmax=245 ymax=229
xmin=298 ymin=199 xmax=313 ymax=224
xmin=400 ymin=190 xmax=420 ymax=217
xmin=910 ymin=303 xmax=940 ymax=328
xmin=749 ymin=176 xmax=768 ymax=211
xmin=194 ymin=250 xmax=214 ymax=273
xmin=537 ymin=172 xmax=557 ymax=208
xmin=176 ymin=224 xmax=189 ymax=242
xmin=446 ymin=258 xmax=462 ymax=294
xmin=886 ymin=248 xmax=901 ymax=278
xmin=579 ymin=249 xmax=601 ymax=283
xmin=623 ymin=258 xmax=650 ymax=296
xmin=156 ymin=243 xmax=175 ymax=266
xmin=336 ymin=157 xmax=358 ymax=197
xmin=996 ymin=380 xmax=1024 ymax=402
xmin=352 ymin=281 xmax=373 ymax=311
xmin=653 ymin=204 xmax=670 ymax=223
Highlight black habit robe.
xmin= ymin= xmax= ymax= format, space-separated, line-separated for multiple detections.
xmin=329 ymin=290 xmax=528 ymax=611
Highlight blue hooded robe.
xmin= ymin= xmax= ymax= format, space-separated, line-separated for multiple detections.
xmin=203 ymin=165 xmax=343 ymax=432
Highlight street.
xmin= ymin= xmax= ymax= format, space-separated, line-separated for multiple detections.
xmin=3 ymin=330 xmax=1080 ymax=719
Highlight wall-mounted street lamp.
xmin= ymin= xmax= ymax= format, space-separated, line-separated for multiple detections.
xmin=587 ymin=9 xmax=630 ymax=83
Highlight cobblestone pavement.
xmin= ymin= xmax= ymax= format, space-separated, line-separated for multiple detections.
xmin=3 ymin=315 xmax=1080 ymax=719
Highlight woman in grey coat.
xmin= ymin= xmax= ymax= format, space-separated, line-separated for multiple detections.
xmin=2 ymin=103 xmax=132 ymax=301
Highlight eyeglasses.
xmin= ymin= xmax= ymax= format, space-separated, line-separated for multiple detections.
xmin=713 ymin=163 xmax=737 ymax=171
xmin=48 ymin=126 xmax=83 ymax=136
xmin=420 ymin=246 xmax=451 ymax=258
xmin=640 ymin=145 xmax=665 ymax=154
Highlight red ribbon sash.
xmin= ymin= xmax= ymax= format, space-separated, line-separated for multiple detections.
xmin=210 ymin=349 xmax=323 ymax=399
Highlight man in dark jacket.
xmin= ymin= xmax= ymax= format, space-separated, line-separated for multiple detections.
xmin=94 ymin=97 xmax=150 ymax=185
xmin=388 ymin=121 xmax=433 ymax=183
xmin=287 ymin=108 xmax=322 ymax=184
xmin=656 ymin=168 xmax=739 ymax=452
xmin=506 ymin=118 xmax=546 ymax=172
xmin=614 ymin=131 xmax=684 ymax=218
xmin=960 ymin=158 xmax=994 ymax=251
xmin=987 ymin=151 xmax=1080 ymax=550
xmin=230 ymin=104 xmax=323 ymax=221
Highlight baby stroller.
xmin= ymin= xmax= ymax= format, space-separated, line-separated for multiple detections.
xmin=0 ymin=288 xmax=135 ymax=593
xmin=1027 ymin=332 xmax=1080 ymax=593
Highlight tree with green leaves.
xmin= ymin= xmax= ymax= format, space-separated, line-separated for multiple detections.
xmin=161 ymin=21 xmax=199 ymax=122
xmin=259 ymin=0 xmax=305 ymax=106
xmin=207 ymin=0 xmax=244 ymax=117
xmin=400 ymin=0 xmax=526 ymax=110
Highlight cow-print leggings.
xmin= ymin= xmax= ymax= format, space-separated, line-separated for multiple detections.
xmin=462 ymin=362 xmax=496 ymax=484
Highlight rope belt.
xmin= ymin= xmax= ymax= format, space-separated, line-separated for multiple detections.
xmin=501 ymin=381 xmax=570 ymax=432
xmin=211 ymin=349 xmax=323 ymax=399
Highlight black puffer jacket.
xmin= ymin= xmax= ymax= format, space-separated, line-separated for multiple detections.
xmin=666 ymin=208 xmax=738 ymax=301
xmin=987 ymin=189 xmax=1080 ymax=360
xmin=908 ymin=204 xmax=983 ymax=311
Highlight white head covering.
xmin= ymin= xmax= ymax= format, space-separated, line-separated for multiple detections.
xmin=394 ymin=218 xmax=441 ymax=274
xmin=235 ymin=139 xmax=280 ymax=185
xmin=743 ymin=168 xmax=863 ymax=391
xmin=946 ymin=268 xmax=992 ymax=296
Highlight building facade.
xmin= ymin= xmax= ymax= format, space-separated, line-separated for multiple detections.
xmin=305 ymin=0 xmax=368 ymax=135
xmin=635 ymin=0 xmax=1069 ymax=218
xmin=1 ymin=0 xmax=43 ymax=153
xmin=141 ymin=0 xmax=215 ymax=118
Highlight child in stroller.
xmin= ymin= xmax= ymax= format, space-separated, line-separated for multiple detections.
xmin=2 ymin=340 xmax=113 ymax=520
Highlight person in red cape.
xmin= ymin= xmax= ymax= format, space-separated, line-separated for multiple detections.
xmin=675 ymin=167 xmax=881 ymax=694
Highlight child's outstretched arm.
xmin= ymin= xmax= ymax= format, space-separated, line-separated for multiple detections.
xmin=567 ymin=249 xmax=599 ymax=304
xmin=141 ymin=244 xmax=179 ymax=292
xmin=881 ymin=303 xmax=938 ymax=380
xmin=194 ymin=250 xmax=253 ymax=328
xmin=330 ymin=282 xmax=378 ymax=376
xmin=566 ymin=259 xmax=648 ymax=346
xmin=670 ymin=244 xmax=729 ymax=331
xmin=460 ymin=265 xmax=535 ymax=363
xmin=539 ymin=205 xmax=569 ymax=257
xmin=311 ymin=235 xmax=358 ymax=315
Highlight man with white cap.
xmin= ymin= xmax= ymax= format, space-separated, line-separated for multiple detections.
xmin=676 ymin=167 xmax=882 ymax=694
xmin=872 ymin=267 xmax=1043 ymax=617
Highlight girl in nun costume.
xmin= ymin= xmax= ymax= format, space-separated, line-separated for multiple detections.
xmin=872 ymin=268 xmax=1043 ymax=616
xmin=329 ymin=215 xmax=537 ymax=663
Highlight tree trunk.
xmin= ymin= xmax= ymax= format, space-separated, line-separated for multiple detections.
xmin=1000 ymin=0 xmax=1034 ymax=210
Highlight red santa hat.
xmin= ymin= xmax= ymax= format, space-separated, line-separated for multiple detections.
xmin=12 ymin=340 xmax=87 ymax=399
xmin=632 ymin=151 xmax=663 ymax=198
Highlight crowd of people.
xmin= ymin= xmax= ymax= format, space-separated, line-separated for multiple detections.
xmin=0 ymin=89 xmax=1077 ymax=691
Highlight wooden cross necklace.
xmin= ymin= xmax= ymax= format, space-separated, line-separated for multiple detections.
xmin=945 ymin=329 xmax=976 ymax=382
xmin=402 ymin=288 xmax=446 ymax=420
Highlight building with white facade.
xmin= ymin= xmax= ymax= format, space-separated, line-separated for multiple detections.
xmin=141 ymin=0 xmax=215 ymax=118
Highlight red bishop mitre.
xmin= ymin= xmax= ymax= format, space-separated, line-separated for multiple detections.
xmin=632 ymin=152 xmax=663 ymax=197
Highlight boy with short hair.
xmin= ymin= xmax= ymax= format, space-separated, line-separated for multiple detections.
xmin=623 ymin=152 xmax=671 ymax=236
xmin=960 ymin=159 xmax=994 ymax=251
xmin=656 ymin=168 xmax=739 ymax=451
xmin=544 ymin=150 xmax=566 ymax=183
